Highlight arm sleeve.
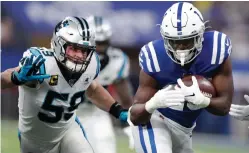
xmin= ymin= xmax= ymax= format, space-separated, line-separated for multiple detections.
xmin=139 ymin=45 xmax=155 ymax=77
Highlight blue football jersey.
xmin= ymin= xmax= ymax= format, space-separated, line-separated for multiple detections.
xmin=139 ymin=31 xmax=232 ymax=128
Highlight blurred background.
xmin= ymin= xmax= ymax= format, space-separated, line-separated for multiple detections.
xmin=1 ymin=1 xmax=249 ymax=153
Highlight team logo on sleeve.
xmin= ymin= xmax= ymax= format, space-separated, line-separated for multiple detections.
xmin=49 ymin=75 xmax=58 ymax=86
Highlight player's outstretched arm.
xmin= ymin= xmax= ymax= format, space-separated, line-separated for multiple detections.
xmin=206 ymin=57 xmax=234 ymax=116
xmin=113 ymin=79 xmax=133 ymax=109
xmin=1 ymin=55 xmax=50 ymax=89
xmin=86 ymin=80 xmax=127 ymax=122
xmin=229 ymin=95 xmax=249 ymax=121
xmin=1 ymin=67 xmax=20 ymax=89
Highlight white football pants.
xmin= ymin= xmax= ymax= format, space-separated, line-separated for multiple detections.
xmin=19 ymin=117 xmax=94 ymax=153
xmin=131 ymin=111 xmax=195 ymax=153
xmin=77 ymin=103 xmax=116 ymax=153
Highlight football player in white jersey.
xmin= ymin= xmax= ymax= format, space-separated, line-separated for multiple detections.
xmin=77 ymin=16 xmax=134 ymax=153
xmin=1 ymin=16 xmax=128 ymax=153
xmin=230 ymin=95 xmax=249 ymax=121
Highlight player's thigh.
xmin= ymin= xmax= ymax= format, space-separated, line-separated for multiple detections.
xmin=60 ymin=118 xmax=94 ymax=153
xmin=19 ymin=134 xmax=60 ymax=153
xmin=131 ymin=113 xmax=173 ymax=153
xmin=166 ymin=119 xmax=194 ymax=153
xmin=79 ymin=108 xmax=116 ymax=153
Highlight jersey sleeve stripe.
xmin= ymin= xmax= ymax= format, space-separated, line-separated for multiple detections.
xmin=117 ymin=52 xmax=128 ymax=79
xmin=139 ymin=54 xmax=144 ymax=69
xmin=218 ymin=33 xmax=227 ymax=64
xmin=227 ymin=38 xmax=232 ymax=55
xmin=139 ymin=55 xmax=143 ymax=63
xmin=145 ymin=45 xmax=156 ymax=72
xmin=139 ymin=63 xmax=144 ymax=70
xmin=211 ymin=31 xmax=219 ymax=64
xmin=142 ymin=46 xmax=153 ymax=72
xmin=148 ymin=42 xmax=161 ymax=72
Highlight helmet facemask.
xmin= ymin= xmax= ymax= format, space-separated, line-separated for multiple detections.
xmin=161 ymin=31 xmax=204 ymax=66
xmin=63 ymin=41 xmax=95 ymax=73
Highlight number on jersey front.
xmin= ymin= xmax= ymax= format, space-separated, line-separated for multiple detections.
xmin=38 ymin=90 xmax=85 ymax=123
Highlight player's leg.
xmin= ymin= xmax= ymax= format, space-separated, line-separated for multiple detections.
xmin=78 ymin=105 xmax=116 ymax=153
xmin=131 ymin=112 xmax=173 ymax=153
xmin=60 ymin=117 xmax=94 ymax=153
xmin=164 ymin=118 xmax=194 ymax=153
xmin=19 ymin=132 xmax=60 ymax=153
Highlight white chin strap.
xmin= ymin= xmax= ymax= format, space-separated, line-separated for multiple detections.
xmin=65 ymin=60 xmax=85 ymax=72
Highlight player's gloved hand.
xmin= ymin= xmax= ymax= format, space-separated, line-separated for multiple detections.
xmin=229 ymin=95 xmax=249 ymax=121
xmin=119 ymin=111 xmax=128 ymax=123
xmin=177 ymin=76 xmax=210 ymax=109
xmin=109 ymin=102 xmax=128 ymax=123
xmin=11 ymin=55 xmax=50 ymax=85
xmin=145 ymin=85 xmax=184 ymax=113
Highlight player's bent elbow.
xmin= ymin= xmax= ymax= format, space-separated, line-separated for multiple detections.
xmin=130 ymin=105 xmax=151 ymax=126
xmin=220 ymin=104 xmax=231 ymax=116
xmin=130 ymin=113 xmax=150 ymax=126
xmin=207 ymin=100 xmax=231 ymax=116
xmin=130 ymin=114 xmax=140 ymax=126
xmin=220 ymin=98 xmax=232 ymax=116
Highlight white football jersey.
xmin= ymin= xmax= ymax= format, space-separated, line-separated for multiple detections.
xmin=97 ymin=46 xmax=130 ymax=87
xmin=18 ymin=47 xmax=100 ymax=143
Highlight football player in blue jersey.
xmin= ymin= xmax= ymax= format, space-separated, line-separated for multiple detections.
xmin=230 ymin=95 xmax=249 ymax=121
xmin=127 ymin=2 xmax=234 ymax=153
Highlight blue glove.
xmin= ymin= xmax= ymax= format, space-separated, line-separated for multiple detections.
xmin=119 ymin=111 xmax=128 ymax=123
xmin=11 ymin=55 xmax=50 ymax=85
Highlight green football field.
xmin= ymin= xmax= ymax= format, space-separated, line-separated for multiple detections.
xmin=1 ymin=120 xmax=248 ymax=153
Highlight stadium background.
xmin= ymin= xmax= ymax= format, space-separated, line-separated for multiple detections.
xmin=1 ymin=1 xmax=249 ymax=153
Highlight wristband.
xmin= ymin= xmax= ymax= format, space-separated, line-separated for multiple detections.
xmin=109 ymin=102 xmax=124 ymax=118
xmin=11 ymin=71 xmax=24 ymax=85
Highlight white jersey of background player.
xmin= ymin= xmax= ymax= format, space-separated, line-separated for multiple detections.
xmin=1 ymin=16 xmax=128 ymax=153
xmin=77 ymin=16 xmax=134 ymax=153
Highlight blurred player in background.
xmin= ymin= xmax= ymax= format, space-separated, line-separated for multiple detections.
xmin=128 ymin=2 xmax=234 ymax=153
xmin=230 ymin=95 xmax=249 ymax=121
xmin=77 ymin=16 xmax=134 ymax=153
xmin=1 ymin=16 xmax=128 ymax=153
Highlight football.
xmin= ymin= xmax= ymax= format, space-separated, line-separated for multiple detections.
xmin=181 ymin=75 xmax=216 ymax=98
